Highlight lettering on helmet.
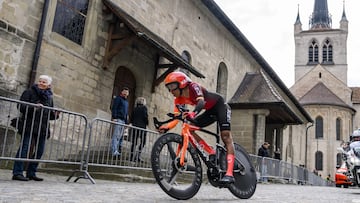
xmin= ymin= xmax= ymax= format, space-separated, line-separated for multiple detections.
xmin=180 ymin=79 xmax=187 ymax=86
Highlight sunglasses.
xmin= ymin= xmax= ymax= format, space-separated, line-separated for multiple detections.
xmin=166 ymin=83 xmax=179 ymax=92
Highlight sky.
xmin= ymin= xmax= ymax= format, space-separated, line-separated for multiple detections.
xmin=214 ymin=0 xmax=360 ymax=88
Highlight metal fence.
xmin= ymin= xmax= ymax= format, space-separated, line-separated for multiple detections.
xmin=0 ymin=96 xmax=330 ymax=186
xmin=86 ymin=118 xmax=158 ymax=170
xmin=0 ymin=96 xmax=91 ymax=182
xmin=249 ymin=155 xmax=331 ymax=186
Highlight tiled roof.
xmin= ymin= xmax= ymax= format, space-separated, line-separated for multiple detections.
xmin=299 ymin=82 xmax=349 ymax=107
xmin=229 ymin=72 xmax=281 ymax=103
xmin=228 ymin=72 xmax=305 ymax=124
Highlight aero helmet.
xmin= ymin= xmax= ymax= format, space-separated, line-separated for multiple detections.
xmin=164 ymin=71 xmax=192 ymax=90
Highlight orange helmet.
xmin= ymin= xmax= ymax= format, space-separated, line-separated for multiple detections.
xmin=164 ymin=71 xmax=192 ymax=90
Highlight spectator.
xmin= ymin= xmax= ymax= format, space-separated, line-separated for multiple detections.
xmin=12 ymin=75 xmax=59 ymax=181
xmin=111 ymin=87 xmax=129 ymax=156
xmin=258 ymin=142 xmax=270 ymax=157
xmin=129 ymin=97 xmax=149 ymax=162
xmin=258 ymin=142 xmax=270 ymax=182
xmin=274 ymin=148 xmax=281 ymax=160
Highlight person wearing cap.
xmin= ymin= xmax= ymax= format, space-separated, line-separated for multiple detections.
xmin=12 ymin=74 xmax=59 ymax=181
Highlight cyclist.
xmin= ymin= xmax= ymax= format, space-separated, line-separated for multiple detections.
xmin=158 ymin=71 xmax=235 ymax=184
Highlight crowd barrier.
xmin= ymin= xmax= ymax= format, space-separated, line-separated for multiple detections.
xmin=250 ymin=155 xmax=331 ymax=186
xmin=0 ymin=96 xmax=330 ymax=186
xmin=86 ymin=117 xmax=158 ymax=170
xmin=0 ymin=96 xmax=92 ymax=182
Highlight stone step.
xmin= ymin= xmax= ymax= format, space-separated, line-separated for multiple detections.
xmin=39 ymin=162 xmax=156 ymax=183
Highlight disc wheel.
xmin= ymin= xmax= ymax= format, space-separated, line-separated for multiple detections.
xmin=227 ymin=143 xmax=257 ymax=199
xmin=151 ymin=133 xmax=202 ymax=200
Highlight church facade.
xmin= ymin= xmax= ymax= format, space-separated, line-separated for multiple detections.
xmin=284 ymin=0 xmax=360 ymax=177
xmin=0 ymin=1 xmax=312 ymax=157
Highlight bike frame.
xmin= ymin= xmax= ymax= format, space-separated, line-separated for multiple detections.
xmin=177 ymin=120 xmax=220 ymax=167
xmin=152 ymin=106 xmax=257 ymax=200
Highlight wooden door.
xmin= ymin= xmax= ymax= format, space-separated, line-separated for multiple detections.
xmin=111 ymin=66 xmax=136 ymax=121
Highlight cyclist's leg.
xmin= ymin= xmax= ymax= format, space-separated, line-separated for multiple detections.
xmin=192 ymin=111 xmax=216 ymax=154
xmin=216 ymin=102 xmax=235 ymax=183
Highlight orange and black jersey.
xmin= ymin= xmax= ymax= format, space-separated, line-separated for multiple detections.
xmin=163 ymin=82 xmax=231 ymax=131
xmin=173 ymin=82 xmax=221 ymax=110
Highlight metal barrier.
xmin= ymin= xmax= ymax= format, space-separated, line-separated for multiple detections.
xmin=250 ymin=155 xmax=330 ymax=186
xmin=86 ymin=118 xmax=158 ymax=170
xmin=0 ymin=96 xmax=92 ymax=183
xmin=0 ymin=96 xmax=332 ymax=186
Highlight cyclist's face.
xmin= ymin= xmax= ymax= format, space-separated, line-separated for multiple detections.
xmin=166 ymin=82 xmax=178 ymax=91
xmin=166 ymin=82 xmax=181 ymax=97
xmin=170 ymin=88 xmax=181 ymax=97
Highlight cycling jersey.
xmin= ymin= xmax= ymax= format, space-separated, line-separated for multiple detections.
xmin=173 ymin=82 xmax=219 ymax=110
xmin=166 ymin=82 xmax=231 ymax=131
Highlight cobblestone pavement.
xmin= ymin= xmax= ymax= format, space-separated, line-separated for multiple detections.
xmin=1 ymin=169 xmax=360 ymax=203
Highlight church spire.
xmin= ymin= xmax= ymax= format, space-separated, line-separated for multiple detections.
xmin=294 ymin=4 xmax=302 ymax=33
xmin=295 ymin=4 xmax=301 ymax=24
xmin=340 ymin=0 xmax=348 ymax=30
xmin=309 ymin=0 xmax=332 ymax=29
xmin=341 ymin=0 xmax=348 ymax=22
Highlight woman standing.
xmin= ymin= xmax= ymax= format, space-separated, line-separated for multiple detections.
xmin=129 ymin=97 xmax=148 ymax=162
xmin=12 ymin=75 xmax=58 ymax=181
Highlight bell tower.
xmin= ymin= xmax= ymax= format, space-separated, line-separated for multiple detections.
xmin=294 ymin=0 xmax=348 ymax=84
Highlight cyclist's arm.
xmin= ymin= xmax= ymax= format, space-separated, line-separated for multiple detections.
xmin=159 ymin=104 xmax=180 ymax=131
xmin=193 ymin=97 xmax=205 ymax=115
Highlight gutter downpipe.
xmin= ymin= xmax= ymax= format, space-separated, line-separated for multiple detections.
xmin=305 ymin=122 xmax=314 ymax=169
xmin=29 ymin=0 xmax=50 ymax=87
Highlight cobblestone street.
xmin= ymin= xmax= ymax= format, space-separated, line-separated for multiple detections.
xmin=1 ymin=169 xmax=360 ymax=203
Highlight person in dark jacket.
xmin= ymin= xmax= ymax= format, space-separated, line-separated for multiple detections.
xmin=274 ymin=148 xmax=281 ymax=160
xmin=129 ymin=97 xmax=149 ymax=162
xmin=258 ymin=142 xmax=270 ymax=157
xmin=111 ymin=87 xmax=129 ymax=156
xmin=12 ymin=75 xmax=59 ymax=181
xmin=257 ymin=142 xmax=270 ymax=182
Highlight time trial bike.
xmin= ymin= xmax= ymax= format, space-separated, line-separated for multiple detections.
xmin=151 ymin=105 xmax=257 ymax=200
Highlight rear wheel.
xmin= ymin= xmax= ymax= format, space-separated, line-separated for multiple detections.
xmin=151 ymin=133 xmax=202 ymax=200
xmin=228 ymin=143 xmax=257 ymax=199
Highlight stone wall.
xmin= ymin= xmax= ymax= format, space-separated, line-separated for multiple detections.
xmin=0 ymin=0 xmax=261 ymax=124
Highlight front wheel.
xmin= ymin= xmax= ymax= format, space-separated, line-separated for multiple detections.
xmin=151 ymin=133 xmax=203 ymax=200
xmin=228 ymin=143 xmax=257 ymax=199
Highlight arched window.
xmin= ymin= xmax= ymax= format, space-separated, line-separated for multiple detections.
xmin=315 ymin=116 xmax=323 ymax=139
xmin=322 ymin=39 xmax=333 ymax=64
xmin=336 ymin=153 xmax=342 ymax=167
xmin=308 ymin=40 xmax=319 ymax=64
xmin=216 ymin=62 xmax=228 ymax=100
xmin=180 ymin=51 xmax=191 ymax=75
xmin=315 ymin=151 xmax=323 ymax=170
xmin=336 ymin=118 xmax=342 ymax=141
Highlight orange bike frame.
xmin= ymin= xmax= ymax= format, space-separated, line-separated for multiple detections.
xmin=176 ymin=121 xmax=205 ymax=166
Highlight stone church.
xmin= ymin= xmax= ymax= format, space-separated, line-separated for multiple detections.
xmin=0 ymin=1 xmax=313 ymax=158
xmin=284 ymin=0 xmax=360 ymax=177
